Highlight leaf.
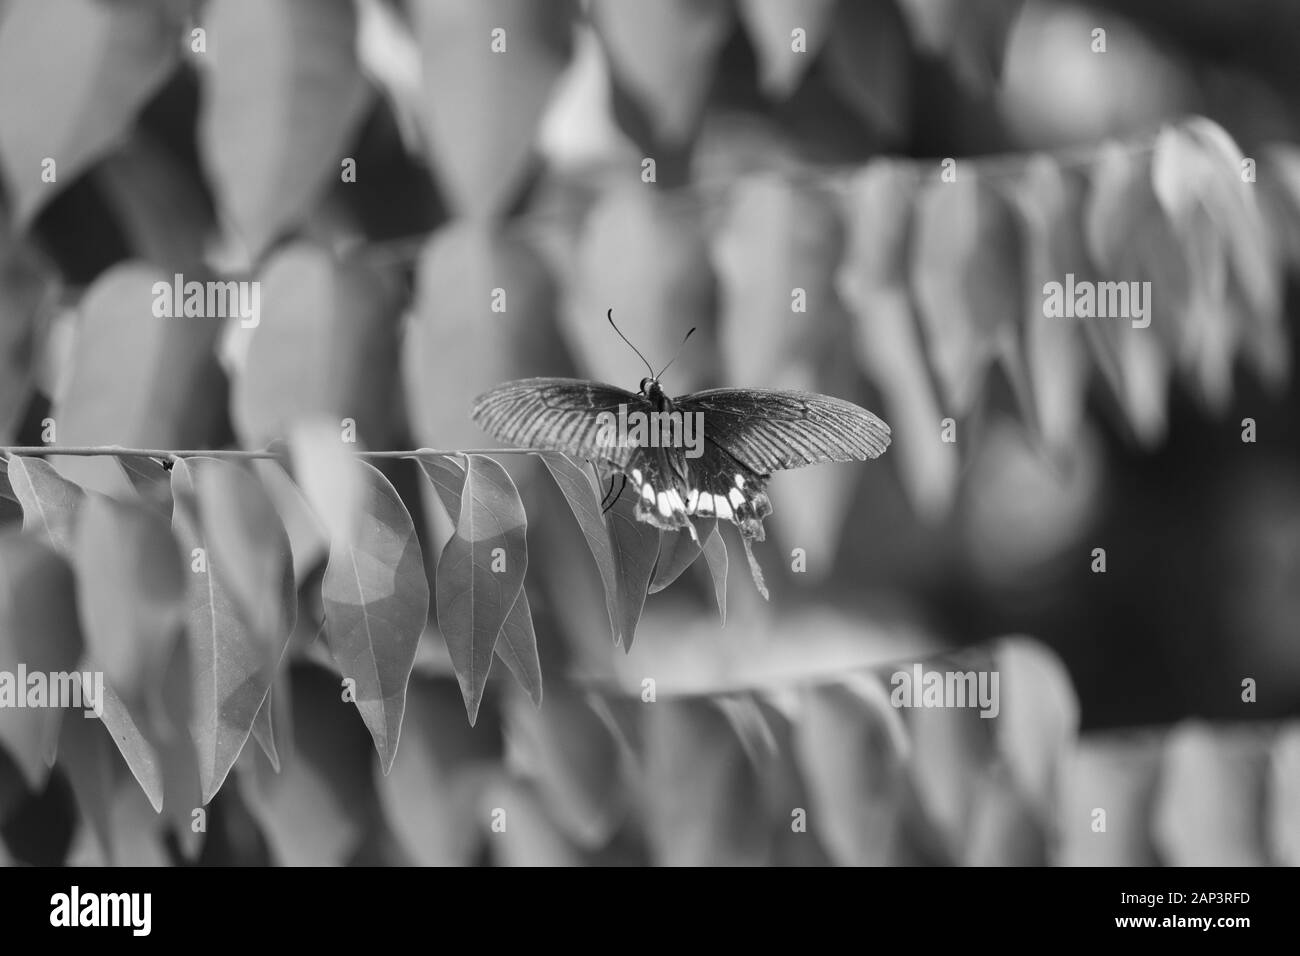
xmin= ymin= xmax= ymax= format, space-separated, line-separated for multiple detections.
xmin=74 ymin=496 xmax=186 ymax=707
xmin=1013 ymin=155 xmax=1092 ymax=451
xmin=406 ymin=222 xmax=567 ymax=451
xmin=837 ymin=161 xmax=957 ymax=521
xmin=56 ymin=704 xmax=118 ymax=862
xmin=648 ymin=525 xmax=703 ymax=594
xmin=413 ymin=0 xmax=572 ymax=218
xmin=591 ymin=0 xmax=733 ymax=148
xmin=321 ymin=460 xmax=427 ymax=771
xmin=540 ymin=453 xmax=660 ymax=647
xmin=700 ymin=518 xmax=728 ymax=624
xmin=1268 ymin=724 xmax=1300 ymax=866
xmin=435 ymin=455 xmax=528 ymax=724
xmin=91 ymin=663 xmax=164 ymax=813
xmin=375 ymin=677 xmax=501 ymax=865
xmin=235 ymin=244 xmax=406 ymax=449
xmin=1083 ymin=142 xmax=1184 ymax=443
xmin=238 ymin=664 xmax=381 ymax=866
xmin=199 ymin=0 xmax=372 ymax=260
xmin=503 ymin=687 xmax=627 ymax=847
xmin=170 ymin=458 xmax=295 ymax=801
xmin=909 ymin=174 xmax=1026 ymax=417
xmin=287 ymin=419 xmax=364 ymax=547
xmin=50 ymin=261 xmax=227 ymax=496
xmin=6 ymin=455 xmax=84 ymax=554
xmin=792 ymin=675 xmax=911 ymax=865
xmin=567 ymin=189 xmax=715 ymax=392
xmin=991 ymin=636 xmax=1079 ymax=815
xmin=644 ymin=699 xmax=769 ymax=865
xmin=251 ymin=459 xmax=328 ymax=586
xmin=0 ymin=0 xmax=180 ymax=227
xmin=1151 ymin=722 xmax=1271 ymax=865
xmin=417 ymin=454 xmax=542 ymax=706
xmin=711 ymin=175 xmax=842 ymax=385
xmin=0 ymin=533 xmax=83 ymax=789
xmin=736 ymin=0 xmax=836 ymax=98
xmin=822 ymin=0 xmax=912 ymax=141
xmin=0 ymin=224 xmax=51 ymax=440
xmin=1055 ymin=733 xmax=1162 ymax=865
xmin=894 ymin=0 xmax=1023 ymax=94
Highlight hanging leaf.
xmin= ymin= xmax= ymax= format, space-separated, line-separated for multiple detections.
xmin=238 ymin=664 xmax=381 ymax=865
xmin=648 ymin=525 xmax=703 ymax=594
xmin=170 ymin=458 xmax=295 ymax=802
xmin=74 ymin=496 xmax=186 ymax=707
xmin=375 ymin=677 xmax=501 ymax=865
xmin=0 ymin=533 xmax=83 ymax=789
xmin=412 ymin=0 xmax=572 ymax=218
xmin=6 ymin=454 xmax=84 ymax=554
xmin=503 ymin=686 xmax=627 ymax=847
xmin=435 ymin=455 xmax=528 ymax=724
xmin=603 ymin=477 xmax=661 ymax=650
xmin=1013 ymin=155 xmax=1092 ymax=451
xmin=700 ymin=518 xmax=728 ymax=624
xmin=0 ymin=0 xmax=180 ymax=227
xmin=909 ymin=173 xmax=1026 ymax=417
xmin=56 ymin=704 xmax=118 ymax=862
xmin=322 ymin=460 xmax=428 ymax=769
xmin=991 ymin=636 xmax=1079 ymax=815
xmin=1055 ymin=733 xmax=1162 ymax=865
xmin=1083 ymin=142 xmax=1184 ymax=444
xmin=51 ymin=261 xmax=227 ymax=496
xmin=406 ymin=222 xmax=567 ymax=451
xmin=1268 ymin=724 xmax=1300 ymax=866
xmin=590 ymin=0 xmax=733 ymax=148
xmin=93 ymin=677 xmax=164 ymax=813
xmin=199 ymin=0 xmax=372 ymax=260
xmin=235 ymin=244 xmax=406 ymax=449
xmin=837 ymin=160 xmax=957 ymax=520
xmin=287 ymin=418 xmax=365 ymax=548
xmin=736 ymin=0 xmax=837 ymax=98
xmin=894 ymin=0 xmax=1023 ymax=94
xmin=251 ymin=459 xmax=328 ymax=586
xmin=644 ymin=699 xmax=769 ymax=865
xmin=792 ymin=675 xmax=911 ymax=865
xmin=822 ymin=0 xmax=912 ymax=141
xmin=417 ymin=454 xmax=542 ymax=706
xmin=0 ymin=224 xmax=51 ymax=440
xmin=1151 ymin=722 xmax=1271 ymax=865
xmin=567 ymin=189 xmax=715 ymax=392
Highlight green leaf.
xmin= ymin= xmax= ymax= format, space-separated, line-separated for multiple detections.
xmin=0 ymin=0 xmax=180 ymax=227
xmin=322 ymin=461 xmax=428 ymax=770
xmin=418 ymin=454 xmax=542 ymax=706
xmin=413 ymin=0 xmax=573 ymax=218
xmin=0 ymin=532 xmax=83 ymax=789
xmin=235 ymin=244 xmax=406 ymax=449
xmin=170 ymin=458 xmax=295 ymax=801
xmin=74 ymin=496 xmax=186 ymax=706
xmin=435 ymin=455 xmax=528 ymax=724
xmin=6 ymin=455 xmax=84 ymax=554
xmin=540 ymin=454 xmax=659 ymax=649
xmin=199 ymin=0 xmax=371 ymax=260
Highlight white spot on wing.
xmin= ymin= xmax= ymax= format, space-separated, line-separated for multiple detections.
xmin=667 ymin=489 xmax=684 ymax=511
xmin=728 ymin=488 xmax=744 ymax=508
xmin=715 ymin=496 xmax=733 ymax=519
xmin=641 ymin=483 xmax=654 ymax=503
xmin=686 ymin=489 xmax=699 ymax=511
xmin=696 ymin=493 xmax=713 ymax=515
xmin=657 ymin=491 xmax=672 ymax=517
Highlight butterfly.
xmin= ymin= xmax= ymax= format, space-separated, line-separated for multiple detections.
xmin=470 ymin=311 xmax=891 ymax=597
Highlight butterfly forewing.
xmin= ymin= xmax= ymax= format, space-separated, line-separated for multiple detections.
xmin=471 ymin=377 xmax=647 ymax=466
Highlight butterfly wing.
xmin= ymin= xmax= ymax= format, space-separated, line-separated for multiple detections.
xmin=674 ymin=388 xmax=891 ymax=472
xmin=470 ymin=377 xmax=647 ymax=466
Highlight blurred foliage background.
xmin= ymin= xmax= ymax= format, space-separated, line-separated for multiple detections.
xmin=0 ymin=0 xmax=1298 ymax=865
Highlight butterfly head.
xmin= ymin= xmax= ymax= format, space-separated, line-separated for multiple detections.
xmin=639 ymin=377 xmax=669 ymax=407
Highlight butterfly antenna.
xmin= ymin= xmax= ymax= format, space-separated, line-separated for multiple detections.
xmin=656 ymin=326 xmax=696 ymax=380
xmin=607 ymin=309 xmax=654 ymax=378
